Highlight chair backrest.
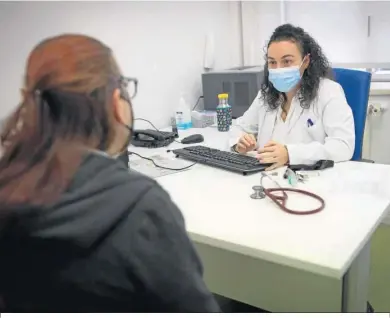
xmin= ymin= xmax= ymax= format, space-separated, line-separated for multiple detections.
xmin=332 ymin=68 xmax=372 ymax=160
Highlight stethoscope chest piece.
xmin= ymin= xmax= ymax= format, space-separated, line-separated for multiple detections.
xmin=250 ymin=185 xmax=266 ymax=199
xmin=251 ymin=172 xmax=325 ymax=214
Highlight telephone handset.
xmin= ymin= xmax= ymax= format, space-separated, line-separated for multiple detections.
xmin=131 ymin=129 xmax=176 ymax=148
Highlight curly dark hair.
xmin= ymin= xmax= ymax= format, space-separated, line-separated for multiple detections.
xmin=260 ymin=24 xmax=332 ymax=110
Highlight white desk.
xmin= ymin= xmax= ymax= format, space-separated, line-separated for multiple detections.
xmin=129 ymin=126 xmax=390 ymax=312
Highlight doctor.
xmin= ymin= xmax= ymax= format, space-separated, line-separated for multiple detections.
xmin=234 ymin=24 xmax=355 ymax=170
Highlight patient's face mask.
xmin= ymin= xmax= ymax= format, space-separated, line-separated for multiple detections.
xmin=268 ymin=59 xmax=305 ymax=93
xmin=117 ymin=77 xmax=137 ymax=154
xmin=123 ymin=110 xmax=134 ymax=151
xmin=120 ymin=96 xmax=134 ymax=154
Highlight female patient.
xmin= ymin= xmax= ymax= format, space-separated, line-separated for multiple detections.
xmin=0 ymin=34 xmax=219 ymax=312
xmin=234 ymin=24 xmax=355 ymax=170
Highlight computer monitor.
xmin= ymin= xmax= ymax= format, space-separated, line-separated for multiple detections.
xmin=201 ymin=66 xmax=264 ymax=118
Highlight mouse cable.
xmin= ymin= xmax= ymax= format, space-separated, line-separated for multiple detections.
xmin=129 ymin=151 xmax=196 ymax=171
xmin=134 ymin=118 xmax=182 ymax=144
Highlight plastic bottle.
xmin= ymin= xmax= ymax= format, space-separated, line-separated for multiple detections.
xmin=175 ymin=96 xmax=192 ymax=130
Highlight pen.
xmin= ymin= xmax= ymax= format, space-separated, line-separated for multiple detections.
xmin=307 ymin=118 xmax=314 ymax=127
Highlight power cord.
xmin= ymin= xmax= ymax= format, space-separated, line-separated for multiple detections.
xmin=192 ymin=96 xmax=204 ymax=110
xmin=134 ymin=118 xmax=161 ymax=132
xmin=134 ymin=95 xmax=203 ymax=128
xmin=129 ymin=151 xmax=196 ymax=171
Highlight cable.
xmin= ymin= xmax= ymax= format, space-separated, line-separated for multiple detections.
xmin=134 ymin=118 xmax=161 ymax=132
xmin=134 ymin=117 xmax=183 ymax=143
xmin=135 ymin=95 xmax=203 ymax=129
xmin=129 ymin=151 xmax=196 ymax=171
xmin=192 ymin=96 xmax=204 ymax=110
xmin=132 ymin=118 xmax=196 ymax=170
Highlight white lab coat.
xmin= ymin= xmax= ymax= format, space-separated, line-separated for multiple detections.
xmin=232 ymin=78 xmax=355 ymax=165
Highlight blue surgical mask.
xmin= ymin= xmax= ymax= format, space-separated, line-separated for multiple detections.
xmin=268 ymin=61 xmax=304 ymax=93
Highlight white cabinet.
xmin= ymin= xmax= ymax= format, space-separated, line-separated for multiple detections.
xmin=363 ymin=2 xmax=390 ymax=63
xmin=241 ymin=1 xmax=390 ymax=65
xmin=284 ymin=1 xmax=390 ymax=64
xmin=285 ymin=1 xmax=368 ymax=63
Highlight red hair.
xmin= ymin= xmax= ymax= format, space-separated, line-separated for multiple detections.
xmin=0 ymin=34 xmax=122 ymax=207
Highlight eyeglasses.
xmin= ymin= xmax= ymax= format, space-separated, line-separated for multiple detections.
xmin=119 ymin=76 xmax=138 ymax=100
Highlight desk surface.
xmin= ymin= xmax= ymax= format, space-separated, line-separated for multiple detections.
xmin=129 ymin=125 xmax=390 ymax=279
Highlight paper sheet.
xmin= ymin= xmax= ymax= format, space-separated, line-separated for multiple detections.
xmin=129 ymin=154 xmax=192 ymax=179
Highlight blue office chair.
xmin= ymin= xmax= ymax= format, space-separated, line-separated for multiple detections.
xmin=332 ymin=68 xmax=372 ymax=161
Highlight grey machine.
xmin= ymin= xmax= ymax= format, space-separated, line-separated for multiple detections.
xmin=201 ymin=66 xmax=265 ymax=118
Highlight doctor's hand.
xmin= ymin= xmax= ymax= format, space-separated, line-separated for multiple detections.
xmin=235 ymin=133 xmax=257 ymax=153
xmin=257 ymin=141 xmax=289 ymax=171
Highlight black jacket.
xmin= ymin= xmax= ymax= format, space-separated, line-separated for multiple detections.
xmin=0 ymin=153 xmax=220 ymax=312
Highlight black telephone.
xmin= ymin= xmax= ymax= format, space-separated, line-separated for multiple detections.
xmin=131 ymin=129 xmax=176 ymax=148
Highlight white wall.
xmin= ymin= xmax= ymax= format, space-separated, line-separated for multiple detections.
xmin=242 ymin=1 xmax=390 ymax=65
xmin=0 ymin=1 xmax=241 ymax=129
xmin=285 ymin=1 xmax=369 ymax=63
xmin=241 ymin=1 xmax=369 ymax=65
xmin=241 ymin=1 xmax=281 ymax=66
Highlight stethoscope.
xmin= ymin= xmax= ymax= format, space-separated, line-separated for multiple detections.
xmin=250 ymin=171 xmax=325 ymax=215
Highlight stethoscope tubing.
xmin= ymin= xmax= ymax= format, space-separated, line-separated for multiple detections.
xmin=263 ymin=187 xmax=325 ymax=215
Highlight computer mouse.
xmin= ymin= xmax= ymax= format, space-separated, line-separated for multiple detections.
xmin=181 ymin=134 xmax=204 ymax=144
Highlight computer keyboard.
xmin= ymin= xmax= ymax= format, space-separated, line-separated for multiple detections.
xmin=172 ymin=146 xmax=271 ymax=175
